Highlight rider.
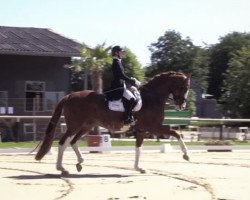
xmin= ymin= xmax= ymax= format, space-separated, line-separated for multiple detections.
xmin=110 ymin=45 xmax=140 ymax=124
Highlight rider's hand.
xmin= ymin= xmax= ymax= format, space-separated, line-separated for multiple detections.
xmin=131 ymin=77 xmax=141 ymax=87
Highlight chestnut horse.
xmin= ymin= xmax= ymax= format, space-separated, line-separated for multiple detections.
xmin=35 ymin=71 xmax=190 ymax=174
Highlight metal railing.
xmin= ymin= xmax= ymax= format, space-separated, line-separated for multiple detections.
xmin=0 ymin=115 xmax=250 ymax=142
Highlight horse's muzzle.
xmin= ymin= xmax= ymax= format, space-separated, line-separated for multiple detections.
xmin=175 ymin=102 xmax=186 ymax=111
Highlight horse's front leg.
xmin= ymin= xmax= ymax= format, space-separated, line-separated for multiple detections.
xmin=167 ymin=128 xmax=189 ymax=161
xmin=134 ymin=131 xmax=146 ymax=173
xmin=178 ymin=136 xmax=189 ymax=161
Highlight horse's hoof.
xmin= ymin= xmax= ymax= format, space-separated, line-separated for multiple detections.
xmin=76 ymin=163 xmax=82 ymax=172
xmin=135 ymin=167 xmax=146 ymax=174
xmin=183 ymin=154 xmax=190 ymax=161
xmin=140 ymin=169 xmax=146 ymax=174
xmin=78 ymin=158 xmax=84 ymax=164
xmin=61 ymin=170 xmax=69 ymax=176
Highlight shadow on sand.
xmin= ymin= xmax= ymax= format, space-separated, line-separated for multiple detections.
xmin=6 ymin=173 xmax=133 ymax=180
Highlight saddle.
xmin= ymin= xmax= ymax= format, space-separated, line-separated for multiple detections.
xmin=107 ymin=86 xmax=142 ymax=112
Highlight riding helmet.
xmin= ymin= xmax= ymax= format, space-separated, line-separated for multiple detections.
xmin=112 ymin=45 xmax=123 ymax=55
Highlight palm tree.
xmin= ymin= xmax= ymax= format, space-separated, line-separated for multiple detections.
xmin=79 ymin=43 xmax=111 ymax=94
xmin=77 ymin=43 xmax=112 ymax=134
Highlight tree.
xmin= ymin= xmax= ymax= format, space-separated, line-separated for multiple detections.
xmin=70 ymin=43 xmax=112 ymax=93
xmin=70 ymin=43 xmax=112 ymax=135
xmin=84 ymin=43 xmax=112 ymax=94
xmin=186 ymin=89 xmax=196 ymax=115
xmin=146 ymin=30 xmax=208 ymax=91
xmin=207 ymin=32 xmax=250 ymax=99
xmin=190 ymin=47 xmax=209 ymax=92
xmin=220 ymin=46 xmax=250 ymax=118
xmin=122 ymin=47 xmax=145 ymax=81
xmin=70 ymin=58 xmax=86 ymax=92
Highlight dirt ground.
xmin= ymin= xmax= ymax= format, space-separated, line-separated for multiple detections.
xmin=0 ymin=149 xmax=250 ymax=200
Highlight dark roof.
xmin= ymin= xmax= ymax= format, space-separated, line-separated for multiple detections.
xmin=0 ymin=26 xmax=81 ymax=57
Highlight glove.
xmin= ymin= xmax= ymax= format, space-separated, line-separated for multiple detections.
xmin=131 ymin=77 xmax=141 ymax=87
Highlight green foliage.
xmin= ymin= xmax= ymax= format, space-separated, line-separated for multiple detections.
xmin=190 ymin=48 xmax=209 ymax=91
xmin=122 ymin=47 xmax=145 ymax=81
xmin=148 ymin=30 xmax=195 ymax=73
xmin=221 ymin=46 xmax=250 ymax=118
xmin=1 ymin=140 xmax=249 ymax=148
xmin=187 ymin=89 xmax=196 ymax=115
xmin=70 ymin=44 xmax=145 ymax=92
xmin=68 ymin=31 xmax=250 ymax=118
xmin=70 ymin=58 xmax=86 ymax=91
xmin=207 ymin=32 xmax=250 ymax=99
xmin=146 ymin=30 xmax=209 ymax=91
xmin=70 ymin=43 xmax=112 ymax=92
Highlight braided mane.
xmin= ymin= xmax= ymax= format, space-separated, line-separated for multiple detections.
xmin=142 ymin=71 xmax=186 ymax=89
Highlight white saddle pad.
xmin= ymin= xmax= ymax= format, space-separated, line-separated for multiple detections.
xmin=108 ymin=99 xmax=142 ymax=112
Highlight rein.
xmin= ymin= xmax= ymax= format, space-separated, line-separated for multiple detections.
xmin=103 ymin=87 xmax=124 ymax=94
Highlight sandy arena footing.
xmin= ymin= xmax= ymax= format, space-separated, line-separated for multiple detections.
xmin=0 ymin=150 xmax=250 ymax=200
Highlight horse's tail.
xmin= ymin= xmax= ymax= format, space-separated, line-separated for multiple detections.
xmin=35 ymin=95 xmax=68 ymax=161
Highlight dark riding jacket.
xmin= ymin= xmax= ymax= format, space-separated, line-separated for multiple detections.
xmin=111 ymin=57 xmax=135 ymax=88
xmin=107 ymin=57 xmax=135 ymax=100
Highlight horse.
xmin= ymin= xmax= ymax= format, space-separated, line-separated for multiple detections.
xmin=35 ymin=71 xmax=190 ymax=174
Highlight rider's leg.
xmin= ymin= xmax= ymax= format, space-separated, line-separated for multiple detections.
xmin=122 ymin=89 xmax=136 ymax=124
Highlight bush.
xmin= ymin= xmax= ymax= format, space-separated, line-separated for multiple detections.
xmin=205 ymin=140 xmax=233 ymax=146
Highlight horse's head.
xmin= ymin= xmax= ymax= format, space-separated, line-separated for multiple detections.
xmin=170 ymin=74 xmax=190 ymax=110
xmin=142 ymin=72 xmax=190 ymax=110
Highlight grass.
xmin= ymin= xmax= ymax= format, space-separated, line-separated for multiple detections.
xmin=0 ymin=139 xmax=249 ymax=148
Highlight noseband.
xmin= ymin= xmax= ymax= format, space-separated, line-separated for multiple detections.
xmin=168 ymin=95 xmax=187 ymax=105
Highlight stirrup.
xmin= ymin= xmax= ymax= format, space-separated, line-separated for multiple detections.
xmin=124 ymin=116 xmax=134 ymax=125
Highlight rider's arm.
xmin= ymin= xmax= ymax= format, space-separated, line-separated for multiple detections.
xmin=113 ymin=59 xmax=135 ymax=85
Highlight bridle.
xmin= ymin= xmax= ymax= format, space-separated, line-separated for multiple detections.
xmin=173 ymin=95 xmax=187 ymax=103
xmin=167 ymin=95 xmax=187 ymax=104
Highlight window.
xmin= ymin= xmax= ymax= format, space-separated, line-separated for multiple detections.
xmin=44 ymin=92 xmax=65 ymax=111
xmin=25 ymin=81 xmax=45 ymax=111
xmin=0 ymin=91 xmax=8 ymax=107
xmin=25 ymin=81 xmax=45 ymax=92
xmin=23 ymin=123 xmax=36 ymax=134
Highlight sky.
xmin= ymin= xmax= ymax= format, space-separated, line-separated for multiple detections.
xmin=1 ymin=0 xmax=250 ymax=66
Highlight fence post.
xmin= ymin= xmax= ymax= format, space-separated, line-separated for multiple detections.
xmin=13 ymin=118 xmax=21 ymax=142
xmin=219 ymin=117 xmax=225 ymax=140
xmin=33 ymin=98 xmax=37 ymax=142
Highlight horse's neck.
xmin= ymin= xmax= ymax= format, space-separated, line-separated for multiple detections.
xmin=140 ymin=87 xmax=168 ymax=107
xmin=141 ymin=85 xmax=170 ymax=103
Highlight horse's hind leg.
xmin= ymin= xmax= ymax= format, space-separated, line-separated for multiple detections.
xmin=57 ymin=132 xmax=72 ymax=175
xmin=70 ymin=127 xmax=91 ymax=172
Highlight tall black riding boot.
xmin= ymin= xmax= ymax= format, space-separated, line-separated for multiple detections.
xmin=122 ymin=97 xmax=135 ymax=125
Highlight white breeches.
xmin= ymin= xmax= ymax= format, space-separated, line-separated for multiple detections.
xmin=123 ymin=88 xmax=135 ymax=100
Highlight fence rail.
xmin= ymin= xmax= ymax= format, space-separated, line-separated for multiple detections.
xmin=164 ymin=117 xmax=250 ymax=122
xmin=1 ymin=115 xmax=250 ymax=122
xmin=0 ymin=115 xmax=250 ymax=142
xmin=0 ymin=115 xmax=63 ymax=121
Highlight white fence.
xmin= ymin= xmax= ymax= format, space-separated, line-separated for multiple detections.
xmin=165 ymin=117 xmax=250 ymax=123
xmin=0 ymin=115 xmax=250 ymax=142
xmin=0 ymin=115 xmax=65 ymax=142
xmin=164 ymin=117 xmax=250 ymax=141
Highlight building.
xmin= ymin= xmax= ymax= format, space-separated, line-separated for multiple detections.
xmin=0 ymin=26 xmax=81 ymax=141
xmin=191 ymin=78 xmax=222 ymax=118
